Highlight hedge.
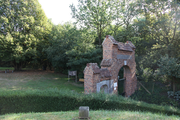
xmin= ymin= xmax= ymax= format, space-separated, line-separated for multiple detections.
xmin=0 ymin=88 xmax=179 ymax=116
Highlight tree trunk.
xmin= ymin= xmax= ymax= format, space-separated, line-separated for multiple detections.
xmin=97 ymin=29 xmax=101 ymax=45
xmin=172 ymin=77 xmax=176 ymax=95
xmin=14 ymin=62 xmax=22 ymax=71
xmin=171 ymin=80 xmax=173 ymax=90
xmin=152 ymin=82 xmax=154 ymax=93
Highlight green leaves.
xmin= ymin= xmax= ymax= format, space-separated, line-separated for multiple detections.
xmin=70 ymin=0 xmax=115 ymax=44
xmin=157 ymin=55 xmax=180 ymax=79
xmin=44 ymin=23 xmax=78 ymax=71
xmin=0 ymin=0 xmax=52 ymax=70
xmin=44 ymin=22 xmax=101 ymax=75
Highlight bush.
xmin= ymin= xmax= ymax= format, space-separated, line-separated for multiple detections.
xmin=0 ymin=89 xmax=180 ymax=116
xmin=131 ymin=89 xmax=179 ymax=108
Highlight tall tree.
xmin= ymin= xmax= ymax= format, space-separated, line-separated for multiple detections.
xmin=70 ymin=0 xmax=114 ymax=45
xmin=44 ymin=23 xmax=79 ymax=72
xmin=66 ymin=28 xmax=102 ymax=77
xmin=111 ymin=0 xmax=140 ymax=40
xmin=131 ymin=0 xmax=180 ymax=73
xmin=157 ymin=55 xmax=180 ymax=94
xmin=0 ymin=0 xmax=51 ymax=70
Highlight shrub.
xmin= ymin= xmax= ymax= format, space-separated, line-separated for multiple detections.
xmin=0 ymin=88 xmax=180 ymax=116
xmin=131 ymin=89 xmax=179 ymax=108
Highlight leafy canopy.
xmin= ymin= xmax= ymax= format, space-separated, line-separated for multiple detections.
xmin=0 ymin=0 xmax=51 ymax=70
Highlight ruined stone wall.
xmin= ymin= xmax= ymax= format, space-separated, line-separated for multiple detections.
xmin=84 ymin=35 xmax=137 ymax=97
xmin=84 ymin=67 xmax=94 ymax=93
xmin=84 ymin=63 xmax=101 ymax=94
xmin=102 ymin=38 xmax=113 ymax=60
xmin=109 ymin=44 xmax=137 ymax=97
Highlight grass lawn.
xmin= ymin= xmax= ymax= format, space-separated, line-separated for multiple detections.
xmin=0 ymin=68 xmax=179 ymax=119
xmin=0 ymin=110 xmax=180 ymax=120
xmin=0 ymin=70 xmax=84 ymax=93
xmin=0 ymin=67 xmax=14 ymax=71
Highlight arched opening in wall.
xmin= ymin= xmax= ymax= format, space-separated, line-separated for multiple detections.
xmin=118 ymin=66 xmax=131 ymax=96
xmin=100 ymin=85 xmax=108 ymax=93
xmin=118 ymin=67 xmax=125 ymax=96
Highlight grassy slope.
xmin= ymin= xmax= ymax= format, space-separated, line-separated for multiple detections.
xmin=0 ymin=69 xmax=179 ymax=119
xmin=0 ymin=71 xmax=84 ymax=92
xmin=0 ymin=110 xmax=180 ymax=120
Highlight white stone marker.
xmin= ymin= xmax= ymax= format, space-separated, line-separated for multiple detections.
xmin=114 ymin=82 xmax=117 ymax=90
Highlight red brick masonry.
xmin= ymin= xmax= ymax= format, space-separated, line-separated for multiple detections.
xmin=84 ymin=35 xmax=137 ymax=97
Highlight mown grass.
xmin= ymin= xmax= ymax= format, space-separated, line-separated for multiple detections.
xmin=0 ymin=110 xmax=180 ymax=120
xmin=0 ymin=71 xmax=84 ymax=93
xmin=0 ymin=67 xmax=14 ymax=70
xmin=0 ymin=68 xmax=179 ymax=119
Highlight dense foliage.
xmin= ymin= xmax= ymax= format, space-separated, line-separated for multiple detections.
xmin=131 ymin=87 xmax=179 ymax=107
xmin=0 ymin=0 xmax=180 ymax=90
xmin=44 ymin=23 xmax=101 ymax=75
xmin=157 ymin=55 xmax=180 ymax=93
xmin=0 ymin=89 xmax=180 ymax=116
xmin=0 ymin=0 xmax=52 ymax=70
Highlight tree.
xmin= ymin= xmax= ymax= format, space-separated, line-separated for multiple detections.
xmin=111 ymin=0 xmax=140 ymax=40
xmin=157 ymin=55 xmax=180 ymax=94
xmin=66 ymin=29 xmax=102 ymax=77
xmin=0 ymin=0 xmax=51 ymax=70
xmin=44 ymin=23 xmax=79 ymax=72
xmin=70 ymin=0 xmax=114 ymax=45
xmin=45 ymin=22 xmax=102 ymax=75
xmin=126 ymin=0 xmax=180 ymax=78
xmin=139 ymin=0 xmax=180 ymax=64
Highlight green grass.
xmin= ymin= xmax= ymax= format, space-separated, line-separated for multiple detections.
xmin=0 ymin=68 xmax=179 ymax=119
xmin=0 ymin=110 xmax=180 ymax=120
xmin=0 ymin=71 xmax=84 ymax=93
xmin=0 ymin=67 xmax=14 ymax=70
xmin=0 ymin=89 xmax=179 ymax=116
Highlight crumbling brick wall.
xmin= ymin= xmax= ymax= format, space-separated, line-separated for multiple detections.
xmin=84 ymin=35 xmax=137 ymax=97
xmin=84 ymin=63 xmax=100 ymax=94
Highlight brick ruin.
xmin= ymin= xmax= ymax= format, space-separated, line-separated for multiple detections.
xmin=83 ymin=35 xmax=137 ymax=97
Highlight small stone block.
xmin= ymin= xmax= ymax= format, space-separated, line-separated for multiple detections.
xmin=79 ymin=106 xmax=89 ymax=119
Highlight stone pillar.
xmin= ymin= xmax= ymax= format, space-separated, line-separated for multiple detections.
xmin=84 ymin=63 xmax=100 ymax=94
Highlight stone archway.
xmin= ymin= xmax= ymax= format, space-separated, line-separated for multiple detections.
xmin=117 ymin=66 xmax=132 ymax=96
xmin=84 ymin=35 xmax=137 ymax=97
xmin=100 ymin=85 xmax=108 ymax=93
xmin=118 ymin=67 xmax=124 ymax=95
xmin=96 ymin=80 xmax=114 ymax=94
